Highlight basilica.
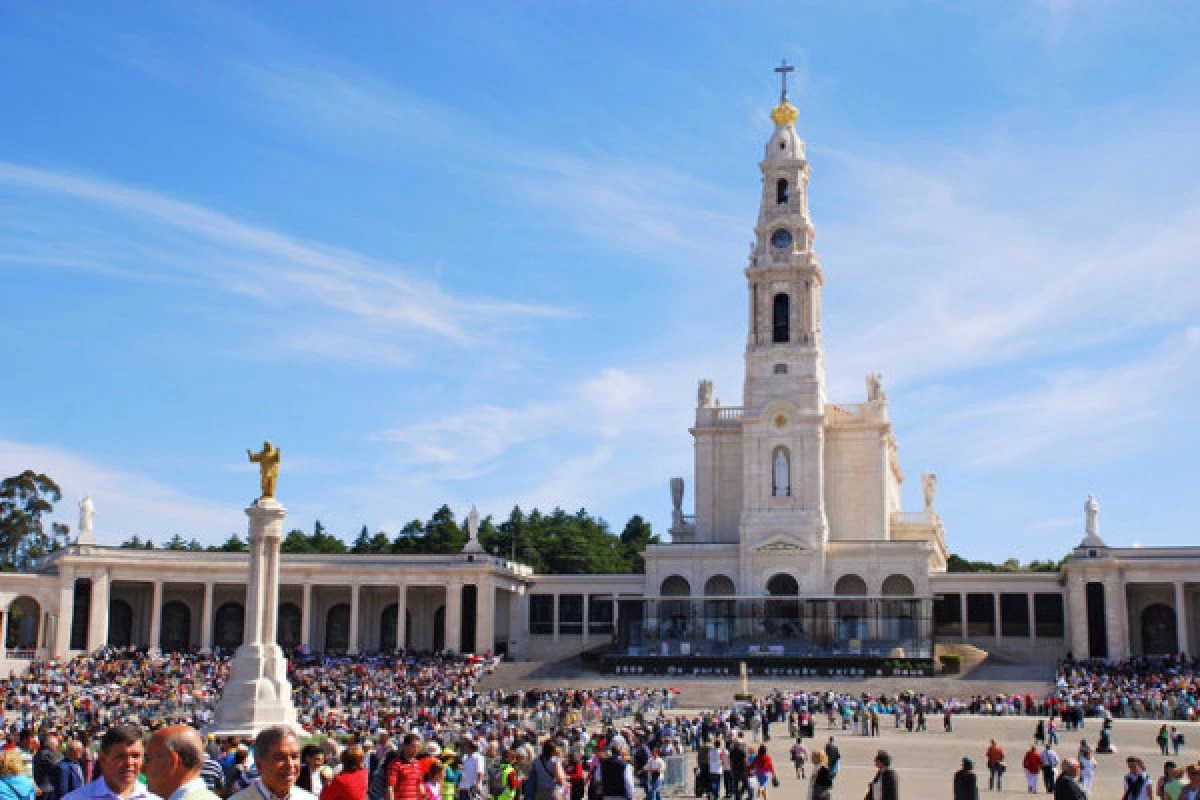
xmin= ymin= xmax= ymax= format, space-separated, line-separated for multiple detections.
xmin=2 ymin=83 xmax=1196 ymax=676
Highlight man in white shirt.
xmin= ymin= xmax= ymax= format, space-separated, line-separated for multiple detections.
xmin=144 ymin=726 xmax=221 ymax=800
xmin=457 ymin=738 xmax=486 ymax=800
xmin=230 ymin=727 xmax=316 ymax=800
xmin=63 ymin=726 xmax=161 ymax=800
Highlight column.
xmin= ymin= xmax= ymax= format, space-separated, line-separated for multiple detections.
xmin=1066 ymin=575 xmax=1088 ymax=659
xmin=1103 ymin=575 xmax=1125 ymax=660
xmin=508 ymin=589 xmax=525 ymax=659
xmin=148 ymin=581 xmax=163 ymax=652
xmin=396 ymin=583 xmax=407 ymax=652
xmin=445 ymin=581 xmax=462 ymax=654
xmin=243 ymin=536 xmax=265 ymax=645
xmin=1175 ymin=581 xmax=1189 ymax=657
xmin=474 ymin=580 xmax=494 ymax=654
xmin=54 ymin=572 xmax=74 ymax=657
xmin=992 ymin=593 xmax=999 ymax=638
xmin=1028 ymin=592 xmax=1037 ymax=641
xmin=88 ymin=571 xmax=110 ymax=651
xmin=300 ymin=583 xmax=313 ymax=649
xmin=348 ymin=584 xmax=361 ymax=654
xmin=263 ymin=541 xmax=281 ymax=647
xmin=200 ymin=582 xmax=214 ymax=652
xmin=552 ymin=593 xmax=560 ymax=642
xmin=582 ymin=594 xmax=590 ymax=638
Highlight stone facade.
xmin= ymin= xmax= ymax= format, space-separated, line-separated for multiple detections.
xmin=2 ymin=88 xmax=1197 ymax=675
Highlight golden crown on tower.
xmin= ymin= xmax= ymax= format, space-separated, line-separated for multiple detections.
xmin=771 ymin=100 xmax=799 ymax=126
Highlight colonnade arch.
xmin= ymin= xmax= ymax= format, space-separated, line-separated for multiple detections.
xmin=5 ymin=596 xmax=41 ymax=650
xmin=834 ymin=573 xmax=868 ymax=640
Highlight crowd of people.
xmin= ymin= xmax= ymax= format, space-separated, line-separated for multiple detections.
xmin=1 ymin=650 xmax=1198 ymax=800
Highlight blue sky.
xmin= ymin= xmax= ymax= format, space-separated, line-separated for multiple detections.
xmin=2 ymin=1 xmax=1198 ymax=561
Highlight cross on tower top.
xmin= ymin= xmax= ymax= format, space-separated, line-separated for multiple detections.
xmin=774 ymin=59 xmax=795 ymax=103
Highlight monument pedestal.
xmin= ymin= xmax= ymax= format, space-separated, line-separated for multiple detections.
xmin=206 ymin=498 xmax=300 ymax=736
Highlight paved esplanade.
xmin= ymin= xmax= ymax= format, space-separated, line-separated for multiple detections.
xmin=671 ymin=712 xmax=1193 ymax=800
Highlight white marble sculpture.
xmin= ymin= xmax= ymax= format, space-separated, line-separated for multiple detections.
xmin=463 ymin=505 xmax=484 ymax=553
xmin=77 ymin=496 xmax=96 ymax=545
xmin=922 ymin=473 xmax=937 ymax=515
xmin=1079 ymin=494 xmax=1106 ymax=548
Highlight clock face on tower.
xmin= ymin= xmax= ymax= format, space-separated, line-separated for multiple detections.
xmin=770 ymin=228 xmax=793 ymax=249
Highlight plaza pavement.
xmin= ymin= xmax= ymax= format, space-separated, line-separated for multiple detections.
xmin=669 ymin=712 xmax=1195 ymax=800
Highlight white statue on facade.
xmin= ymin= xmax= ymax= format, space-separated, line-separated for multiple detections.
xmin=1077 ymin=494 xmax=1107 ymax=548
xmin=866 ymin=373 xmax=886 ymax=403
xmin=922 ymin=473 xmax=937 ymax=515
xmin=670 ymin=477 xmax=684 ymax=527
xmin=77 ymin=495 xmax=96 ymax=544
xmin=772 ymin=449 xmax=790 ymax=497
xmin=464 ymin=504 xmax=483 ymax=553
xmin=697 ymin=379 xmax=714 ymax=408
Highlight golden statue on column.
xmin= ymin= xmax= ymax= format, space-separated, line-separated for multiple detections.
xmin=247 ymin=440 xmax=280 ymax=500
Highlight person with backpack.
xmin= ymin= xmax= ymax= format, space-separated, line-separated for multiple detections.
xmin=525 ymin=741 xmax=566 ymax=800
xmin=596 ymin=746 xmax=633 ymax=800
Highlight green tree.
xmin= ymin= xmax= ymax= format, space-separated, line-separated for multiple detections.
xmin=618 ymin=514 xmax=658 ymax=573
xmin=209 ymin=533 xmax=247 ymax=552
xmin=0 ymin=471 xmax=70 ymax=570
xmin=119 ymin=534 xmax=155 ymax=550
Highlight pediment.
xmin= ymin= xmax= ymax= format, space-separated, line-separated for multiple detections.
xmin=754 ymin=534 xmax=807 ymax=552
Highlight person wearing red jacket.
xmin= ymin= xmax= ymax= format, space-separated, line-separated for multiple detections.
xmin=1022 ymin=746 xmax=1042 ymax=794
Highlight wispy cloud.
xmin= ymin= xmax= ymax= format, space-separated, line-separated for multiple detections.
xmin=913 ymin=326 xmax=1200 ymax=468
xmin=235 ymin=60 xmax=745 ymax=268
xmin=0 ymin=161 xmax=569 ymax=364
xmin=0 ymin=439 xmax=243 ymax=543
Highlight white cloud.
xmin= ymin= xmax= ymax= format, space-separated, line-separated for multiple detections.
xmin=0 ymin=162 xmax=570 ymax=365
xmin=236 ymin=60 xmax=745 ymax=269
xmin=911 ymin=327 xmax=1200 ymax=468
xmin=0 ymin=439 xmax=243 ymax=544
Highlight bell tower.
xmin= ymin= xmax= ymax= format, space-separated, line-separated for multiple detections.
xmin=736 ymin=62 xmax=829 ymax=579
xmin=743 ymin=61 xmax=825 ymax=416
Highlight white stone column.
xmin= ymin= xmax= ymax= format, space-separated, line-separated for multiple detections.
xmin=445 ymin=581 xmax=462 ymax=653
xmin=1067 ymin=575 xmax=1088 ymax=659
xmin=348 ymin=584 xmax=361 ymax=654
xmin=508 ymin=589 xmax=526 ymax=660
xmin=552 ymin=593 xmax=560 ymax=642
xmin=1103 ymin=575 xmax=1125 ymax=660
xmin=207 ymin=498 xmax=298 ymax=736
xmin=88 ymin=570 xmax=110 ymax=651
xmin=200 ymin=582 xmax=215 ymax=652
xmin=300 ymin=583 xmax=313 ymax=649
xmin=1175 ymin=581 xmax=1189 ymax=657
xmin=475 ymin=580 xmax=494 ymax=654
xmin=148 ymin=580 xmax=163 ymax=652
xmin=582 ymin=594 xmax=590 ymax=638
xmin=394 ymin=591 xmax=409 ymax=650
xmin=1028 ymin=592 xmax=1037 ymax=641
xmin=54 ymin=571 xmax=74 ymax=657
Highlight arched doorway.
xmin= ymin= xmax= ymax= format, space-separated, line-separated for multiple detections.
xmin=5 ymin=596 xmax=41 ymax=650
xmin=380 ymin=603 xmax=398 ymax=652
xmin=881 ymin=574 xmax=916 ymax=641
xmin=834 ymin=574 xmax=868 ymax=642
xmin=325 ymin=603 xmax=350 ymax=652
xmin=765 ymin=573 xmax=801 ymax=638
xmin=160 ymin=601 xmax=191 ymax=652
xmin=660 ymin=576 xmax=692 ymax=640
xmin=277 ymin=603 xmax=302 ymax=651
xmin=1141 ymin=603 xmax=1178 ymax=657
xmin=703 ymin=575 xmax=736 ymax=646
xmin=432 ymin=606 xmax=445 ymax=653
xmin=108 ymin=599 xmax=133 ymax=648
xmin=214 ymin=602 xmax=245 ymax=652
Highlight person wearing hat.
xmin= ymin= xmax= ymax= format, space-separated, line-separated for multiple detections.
xmin=954 ymin=757 xmax=979 ymax=800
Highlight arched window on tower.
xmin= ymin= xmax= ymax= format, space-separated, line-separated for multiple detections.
xmin=772 ymin=446 xmax=790 ymax=497
xmin=772 ymin=293 xmax=790 ymax=343
xmin=776 ymin=178 xmax=789 ymax=204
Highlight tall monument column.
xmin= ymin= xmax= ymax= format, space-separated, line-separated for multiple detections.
xmin=208 ymin=442 xmax=298 ymax=736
